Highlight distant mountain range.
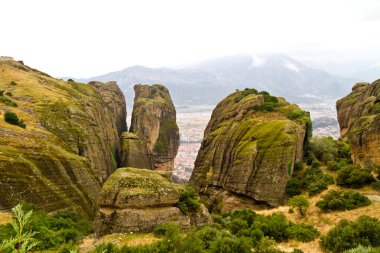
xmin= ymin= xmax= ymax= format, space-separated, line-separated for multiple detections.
xmin=73 ymin=54 xmax=357 ymax=106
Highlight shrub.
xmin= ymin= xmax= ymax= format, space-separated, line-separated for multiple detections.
xmin=372 ymin=181 xmax=380 ymax=192
xmin=286 ymin=176 xmax=303 ymax=197
xmin=287 ymin=109 xmax=306 ymax=120
xmin=4 ymin=111 xmax=26 ymax=128
xmin=176 ymin=187 xmax=200 ymax=215
xmin=345 ymin=245 xmax=380 ymax=253
xmin=316 ymin=190 xmax=371 ymax=212
xmin=0 ymin=95 xmax=17 ymax=107
xmin=285 ymin=223 xmax=320 ymax=242
xmin=303 ymin=166 xmax=334 ymax=196
xmin=310 ymin=137 xmax=338 ymax=162
xmin=337 ymin=165 xmax=375 ymax=188
xmin=209 ymin=236 xmax=252 ymax=253
xmin=321 ymin=216 xmax=380 ymax=253
xmin=288 ymin=195 xmax=310 ymax=217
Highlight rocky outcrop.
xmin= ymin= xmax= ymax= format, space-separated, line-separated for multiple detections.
xmin=0 ymin=60 xmax=127 ymax=216
xmin=130 ymin=84 xmax=179 ymax=175
xmin=95 ymin=167 xmax=211 ymax=236
xmin=337 ymin=80 xmax=380 ymax=168
xmin=120 ymin=132 xmax=154 ymax=170
xmin=189 ymin=89 xmax=311 ymax=207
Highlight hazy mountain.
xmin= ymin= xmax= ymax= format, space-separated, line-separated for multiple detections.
xmin=78 ymin=54 xmax=356 ymax=106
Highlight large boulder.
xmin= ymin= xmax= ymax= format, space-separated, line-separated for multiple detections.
xmin=95 ymin=167 xmax=211 ymax=236
xmin=130 ymin=84 xmax=180 ymax=175
xmin=0 ymin=60 xmax=127 ymax=216
xmin=337 ymin=80 xmax=380 ymax=168
xmin=189 ymin=89 xmax=311 ymax=207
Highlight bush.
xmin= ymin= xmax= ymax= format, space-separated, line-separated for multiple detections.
xmin=345 ymin=245 xmax=380 ymax=253
xmin=372 ymin=181 xmax=380 ymax=192
xmin=337 ymin=165 xmax=375 ymax=188
xmin=176 ymin=187 xmax=200 ymax=215
xmin=0 ymin=95 xmax=17 ymax=107
xmin=303 ymin=166 xmax=334 ymax=196
xmin=321 ymin=216 xmax=380 ymax=253
xmin=286 ymin=176 xmax=303 ymax=197
xmin=0 ymin=205 xmax=93 ymax=251
xmin=4 ymin=111 xmax=26 ymax=128
xmin=316 ymin=190 xmax=371 ymax=212
xmin=285 ymin=223 xmax=320 ymax=242
xmin=288 ymin=195 xmax=310 ymax=217
xmin=209 ymin=236 xmax=252 ymax=253
xmin=310 ymin=137 xmax=338 ymax=162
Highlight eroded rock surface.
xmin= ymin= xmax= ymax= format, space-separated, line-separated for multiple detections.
xmin=95 ymin=167 xmax=211 ymax=236
xmin=0 ymin=60 xmax=126 ymax=216
xmin=189 ymin=89 xmax=311 ymax=207
xmin=337 ymin=80 xmax=380 ymax=168
xmin=120 ymin=132 xmax=154 ymax=170
xmin=130 ymin=84 xmax=179 ymax=175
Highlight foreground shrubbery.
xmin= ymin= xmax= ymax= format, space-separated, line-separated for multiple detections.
xmin=90 ymin=210 xmax=316 ymax=253
xmin=316 ymin=190 xmax=371 ymax=212
xmin=0 ymin=203 xmax=92 ymax=251
xmin=321 ymin=216 xmax=380 ymax=253
xmin=337 ymin=165 xmax=375 ymax=188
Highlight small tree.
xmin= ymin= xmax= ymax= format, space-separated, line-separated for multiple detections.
xmin=288 ymin=195 xmax=310 ymax=217
xmin=0 ymin=204 xmax=39 ymax=253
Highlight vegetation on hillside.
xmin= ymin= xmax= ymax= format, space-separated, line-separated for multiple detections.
xmin=321 ymin=216 xmax=380 ymax=253
xmin=0 ymin=204 xmax=92 ymax=252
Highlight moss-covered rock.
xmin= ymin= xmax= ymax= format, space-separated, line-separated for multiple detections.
xmin=95 ymin=167 xmax=211 ymax=235
xmin=337 ymin=80 xmax=380 ymax=168
xmin=0 ymin=60 xmax=127 ymax=217
xmin=120 ymin=132 xmax=154 ymax=170
xmin=130 ymin=84 xmax=179 ymax=175
xmin=189 ymin=89 xmax=310 ymax=207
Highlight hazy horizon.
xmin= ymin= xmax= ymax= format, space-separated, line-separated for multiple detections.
xmin=1 ymin=0 xmax=380 ymax=80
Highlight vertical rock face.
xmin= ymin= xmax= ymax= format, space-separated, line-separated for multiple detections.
xmin=130 ymin=84 xmax=180 ymax=175
xmin=120 ymin=132 xmax=154 ymax=170
xmin=337 ymin=80 xmax=380 ymax=168
xmin=189 ymin=89 xmax=311 ymax=207
xmin=0 ymin=60 xmax=127 ymax=216
xmin=95 ymin=167 xmax=211 ymax=236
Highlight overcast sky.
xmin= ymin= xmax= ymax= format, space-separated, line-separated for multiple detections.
xmin=1 ymin=0 xmax=380 ymax=78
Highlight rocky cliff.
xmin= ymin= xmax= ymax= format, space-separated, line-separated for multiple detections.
xmin=120 ymin=132 xmax=154 ymax=170
xmin=337 ymin=80 xmax=380 ymax=168
xmin=95 ymin=167 xmax=211 ymax=236
xmin=0 ymin=59 xmax=127 ymax=216
xmin=189 ymin=89 xmax=311 ymax=207
xmin=130 ymin=84 xmax=179 ymax=175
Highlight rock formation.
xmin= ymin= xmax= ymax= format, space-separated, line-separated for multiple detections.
xmin=130 ymin=84 xmax=179 ymax=175
xmin=120 ymin=132 xmax=154 ymax=170
xmin=95 ymin=167 xmax=211 ymax=236
xmin=189 ymin=89 xmax=311 ymax=207
xmin=0 ymin=60 xmax=127 ymax=216
xmin=337 ymin=80 xmax=380 ymax=168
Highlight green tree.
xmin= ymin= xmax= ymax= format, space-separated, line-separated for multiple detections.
xmin=288 ymin=195 xmax=310 ymax=217
xmin=0 ymin=204 xmax=39 ymax=253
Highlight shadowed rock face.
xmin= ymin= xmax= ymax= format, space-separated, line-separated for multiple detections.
xmin=189 ymin=90 xmax=311 ymax=207
xmin=337 ymin=80 xmax=380 ymax=168
xmin=95 ymin=168 xmax=211 ymax=235
xmin=0 ymin=60 xmax=127 ymax=216
xmin=130 ymin=84 xmax=179 ymax=175
xmin=120 ymin=132 xmax=154 ymax=170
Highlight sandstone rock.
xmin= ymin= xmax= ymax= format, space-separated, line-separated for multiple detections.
xmin=189 ymin=89 xmax=311 ymax=207
xmin=98 ymin=167 xmax=182 ymax=208
xmin=337 ymin=80 xmax=380 ymax=168
xmin=95 ymin=167 xmax=211 ymax=236
xmin=120 ymin=132 xmax=154 ymax=170
xmin=0 ymin=60 xmax=126 ymax=216
xmin=130 ymin=84 xmax=179 ymax=175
